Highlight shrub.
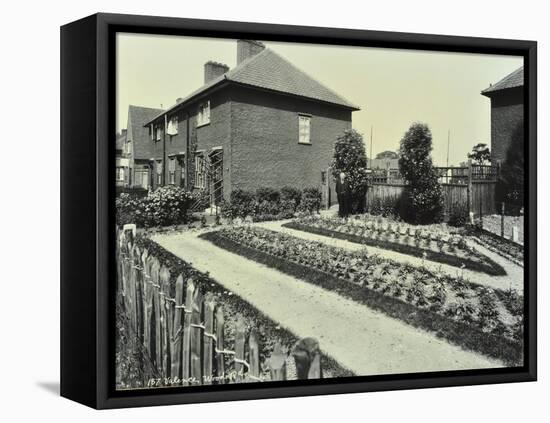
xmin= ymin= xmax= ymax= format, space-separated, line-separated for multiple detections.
xmin=331 ymin=129 xmax=369 ymax=214
xmin=298 ymin=187 xmax=322 ymax=214
xmin=368 ymin=196 xmax=399 ymax=217
xmin=256 ymin=187 xmax=281 ymax=203
xmin=398 ymin=123 xmax=444 ymax=224
xmin=224 ymin=189 xmax=257 ymax=218
xmin=448 ymin=202 xmax=469 ymax=227
xmin=115 ymin=186 xmax=193 ymax=228
xmin=281 ymin=186 xmax=302 ymax=206
xmin=143 ymin=185 xmax=193 ymax=227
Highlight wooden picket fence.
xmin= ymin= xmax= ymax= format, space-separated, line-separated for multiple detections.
xmin=116 ymin=228 xmax=322 ymax=387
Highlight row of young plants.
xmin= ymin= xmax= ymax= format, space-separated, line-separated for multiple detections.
xmin=115 ymin=235 xmax=352 ymax=389
xmin=200 ymin=226 xmax=523 ymax=365
xmin=283 ymin=215 xmax=506 ymax=276
xmin=469 ymin=228 xmax=524 ymax=267
xmin=221 ymin=186 xmax=322 ymax=222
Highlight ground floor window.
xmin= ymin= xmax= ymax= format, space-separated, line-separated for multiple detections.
xmin=116 ymin=167 xmax=125 ymax=182
xmin=156 ymin=160 xmax=163 ymax=185
xmin=168 ymin=157 xmax=176 ymax=184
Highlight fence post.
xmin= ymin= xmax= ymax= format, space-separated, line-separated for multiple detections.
xmin=467 ymin=160 xmax=472 ymax=217
xmin=202 ymin=294 xmax=216 ymax=384
xmin=234 ymin=315 xmax=246 ymax=383
xmin=267 ymin=342 xmax=287 ymax=381
xmin=292 ymin=337 xmax=320 ymax=380
xmin=159 ymin=265 xmax=171 ymax=377
xmin=215 ymin=307 xmax=225 ymax=383
xmin=182 ymin=278 xmax=195 ymax=385
xmin=190 ymin=288 xmax=203 ymax=385
xmin=248 ymin=328 xmax=260 ymax=382
xmin=150 ymin=257 xmax=161 ymax=368
xmin=501 ymin=202 xmax=505 ymax=238
xmin=171 ymin=274 xmax=185 ymax=380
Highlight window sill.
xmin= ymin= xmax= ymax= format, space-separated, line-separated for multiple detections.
xmin=298 ymin=141 xmax=312 ymax=145
xmin=196 ymin=121 xmax=210 ymax=129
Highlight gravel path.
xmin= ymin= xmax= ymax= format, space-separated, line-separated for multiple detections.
xmin=152 ymin=230 xmax=503 ymax=377
xmin=257 ymin=220 xmax=524 ymax=293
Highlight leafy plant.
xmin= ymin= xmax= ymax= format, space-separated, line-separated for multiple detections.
xmin=398 ymin=123 xmax=444 ymax=224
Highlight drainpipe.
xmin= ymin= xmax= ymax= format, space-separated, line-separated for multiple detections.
xmin=163 ymin=115 xmax=167 ymax=186
xmin=186 ymin=112 xmax=190 ymax=190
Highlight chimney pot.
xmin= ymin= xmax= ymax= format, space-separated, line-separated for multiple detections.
xmin=176 ymin=97 xmax=184 ymax=104
xmin=204 ymin=61 xmax=229 ymax=84
xmin=237 ymin=40 xmax=265 ymax=65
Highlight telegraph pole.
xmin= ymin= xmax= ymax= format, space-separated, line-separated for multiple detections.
xmin=369 ymin=126 xmax=373 ymax=169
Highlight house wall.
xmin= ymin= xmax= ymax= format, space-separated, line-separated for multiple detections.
xmin=228 ymin=85 xmax=352 ymax=198
xmin=150 ymin=89 xmax=232 ymax=193
xmin=489 ymin=87 xmax=523 ymax=164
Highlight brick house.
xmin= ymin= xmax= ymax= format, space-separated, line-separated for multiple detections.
xmin=121 ymin=105 xmax=165 ymax=189
xmin=115 ymin=129 xmax=128 ymax=186
xmin=144 ymin=39 xmax=359 ymax=204
xmin=481 ymin=66 xmax=523 ymax=164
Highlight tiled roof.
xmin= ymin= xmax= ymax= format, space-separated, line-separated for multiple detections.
xmin=482 ymin=66 xmax=523 ymax=95
xmin=146 ymin=48 xmax=359 ymax=124
xmin=128 ymin=105 xmax=164 ymax=160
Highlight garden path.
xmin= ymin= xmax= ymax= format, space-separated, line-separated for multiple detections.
xmin=153 ymin=230 xmax=502 ymax=377
xmin=257 ymin=220 xmax=524 ymax=293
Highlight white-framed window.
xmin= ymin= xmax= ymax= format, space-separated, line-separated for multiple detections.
xmin=194 ymin=154 xmax=206 ymax=188
xmin=116 ymin=167 xmax=125 ymax=181
xmin=298 ymin=114 xmax=311 ymax=144
xmin=167 ymin=116 xmax=178 ymax=135
xmin=178 ymin=157 xmax=186 ymax=186
xmin=156 ymin=160 xmax=163 ymax=184
xmin=197 ymin=101 xmax=211 ymax=126
xmin=124 ymin=140 xmax=132 ymax=155
xmin=155 ymin=126 xmax=162 ymax=142
xmin=168 ymin=157 xmax=176 ymax=184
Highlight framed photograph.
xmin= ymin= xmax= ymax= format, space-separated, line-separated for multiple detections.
xmin=60 ymin=13 xmax=537 ymax=409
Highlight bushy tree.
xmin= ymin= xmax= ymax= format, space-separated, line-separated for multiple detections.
xmin=398 ymin=123 xmax=444 ymax=224
xmin=331 ymin=129 xmax=369 ymax=213
xmin=467 ymin=143 xmax=491 ymax=165
xmin=497 ymin=122 xmax=524 ymax=212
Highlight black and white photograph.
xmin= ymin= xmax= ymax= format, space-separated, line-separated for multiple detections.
xmin=115 ymin=33 xmax=527 ymax=390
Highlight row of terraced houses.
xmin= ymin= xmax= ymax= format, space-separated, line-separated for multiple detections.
xmin=116 ymin=39 xmax=359 ymax=205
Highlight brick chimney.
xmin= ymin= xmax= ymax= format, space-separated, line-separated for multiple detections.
xmin=237 ymin=40 xmax=265 ymax=65
xmin=204 ymin=61 xmax=229 ymax=83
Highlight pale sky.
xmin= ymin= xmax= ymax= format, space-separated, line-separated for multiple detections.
xmin=117 ymin=33 xmax=522 ymax=166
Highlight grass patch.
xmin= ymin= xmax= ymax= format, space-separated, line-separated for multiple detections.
xmin=283 ymin=221 xmax=506 ymax=276
xmin=201 ymin=230 xmax=523 ymax=366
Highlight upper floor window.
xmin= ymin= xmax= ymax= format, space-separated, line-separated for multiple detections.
xmin=298 ymin=114 xmax=311 ymax=144
xmin=197 ymin=101 xmax=211 ymax=126
xmin=155 ymin=126 xmax=163 ymax=142
xmin=124 ymin=140 xmax=132 ymax=155
xmin=167 ymin=116 xmax=178 ymax=135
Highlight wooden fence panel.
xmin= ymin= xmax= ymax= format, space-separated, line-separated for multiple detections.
xmin=116 ymin=232 xmax=324 ymax=386
xmin=215 ymin=307 xmax=225 ymax=383
xmin=182 ymin=279 xmax=195 ymax=385
xmin=202 ymin=294 xmax=215 ymax=385
xmin=190 ymin=288 xmax=203 ymax=384
xmin=171 ymin=275 xmax=185 ymax=379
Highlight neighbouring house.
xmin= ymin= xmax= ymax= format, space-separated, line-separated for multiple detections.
xmin=144 ymin=39 xmax=359 ymax=204
xmin=481 ymin=66 xmax=523 ymax=164
xmin=122 ymin=105 xmax=165 ymax=189
xmin=115 ymin=129 xmax=129 ymax=186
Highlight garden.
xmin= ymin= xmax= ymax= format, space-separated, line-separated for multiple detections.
xmin=116 ymin=234 xmax=351 ymax=389
xmin=283 ymin=214 xmax=506 ymax=276
xmin=200 ymin=225 xmax=523 ymax=365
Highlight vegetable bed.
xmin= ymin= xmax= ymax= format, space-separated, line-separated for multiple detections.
xmin=283 ymin=216 xmax=506 ymax=276
xmin=201 ymin=226 xmax=523 ymax=366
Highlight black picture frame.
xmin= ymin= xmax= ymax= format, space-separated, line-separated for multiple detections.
xmin=60 ymin=12 xmax=537 ymax=409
